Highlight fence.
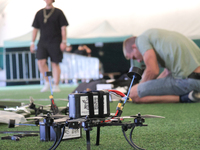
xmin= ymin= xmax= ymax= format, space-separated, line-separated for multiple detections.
xmin=60 ymin=52 xmax=99 ymax=81
xmin=0 ymin=51 xmax=99 ymax=84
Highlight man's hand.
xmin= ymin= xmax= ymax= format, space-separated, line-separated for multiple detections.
xmin=30 ymin=28 xmax=38 ymax=53
xmin=30 ymin=44 xmax=35 ymax=53
xmin=157 ymin=68 xmax=171 ymax=79
xmin=60 ymin=42 xmax=66 ymax=51
xmin=140 ymin=49 xmax=159 ymax=83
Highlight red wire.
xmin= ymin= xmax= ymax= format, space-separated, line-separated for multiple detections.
xmin=114 ymin=110 xmax=119 ymax=117
xmin=108 ymin=89 xmax=126 ymax=97
xmin=101 ymin=90 xmax=126 ymax=123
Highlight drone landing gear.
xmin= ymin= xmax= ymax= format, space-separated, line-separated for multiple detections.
xmin=96 ymin=126 xmax=100 ymax=145
xmin=84 ymin=126 xmax=101 ymax=150
xmin=85 ymin=125 xmax=101 ymax=148
xmin=82 ymin=118 xmax=147 ymax=150
xmin=122 ymin=123 xmax=147 ymax=150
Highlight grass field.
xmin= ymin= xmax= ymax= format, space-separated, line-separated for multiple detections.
xmin=0 ymin=84 xmax=200 ymax=150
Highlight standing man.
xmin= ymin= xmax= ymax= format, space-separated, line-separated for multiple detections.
xmin=30 ymin=0 xmax=69 ymax=92
xmin=123 ymin=28 xmax=200 ymax=103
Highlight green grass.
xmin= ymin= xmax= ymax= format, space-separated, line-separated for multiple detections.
xmin=0 ymin=84 xmax=200 ymax=150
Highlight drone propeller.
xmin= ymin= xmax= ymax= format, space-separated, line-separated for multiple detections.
xmin=112 ymin=114 xmax=165 ymax=119
xmin=131 ymin=114 xmax=165 ymax=119
xmin=23 ymin=120 xmax=39 ymax=123
xmin=54 ymin=117 xmax=106 ymax=123
xmin=26 ymin=116 xmax=44 ymax=120
xmin=67 ymin=118 xmax=87 ymax=123
xmin=51 ymin=114 xmax=67 ymax=118
xmin=53 ymin=116 xmax=70 ymax=123
xmin=26 ymin=114 xmax=67 ymax=120
xmin=112 ymin=116 xmax=134 ymax=119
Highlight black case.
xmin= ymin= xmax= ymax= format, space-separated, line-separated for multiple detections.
xmin=68 ymin=91 xmax=110 ymax=119
xmin=39 ymin=122 xmax=50 ymax=141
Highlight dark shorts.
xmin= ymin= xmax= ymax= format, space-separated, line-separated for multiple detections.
xmin=36 ymin=42 xmax=63 ymax=63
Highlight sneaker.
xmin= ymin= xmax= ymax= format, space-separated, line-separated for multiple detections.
xmin=52 ymin=85 xmax=61 ymax=92
xmin=40 ymin=82 xmax=50 ymax=92
xmin=188 ymin=90 xmax=200 ymax=102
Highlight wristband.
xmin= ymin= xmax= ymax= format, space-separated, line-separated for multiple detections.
xmin=30 ymin=41 xmax=34 ymax=45
xmin=62 ymin=40 xmax=66 ymax=43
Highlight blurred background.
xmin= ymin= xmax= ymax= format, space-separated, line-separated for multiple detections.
xmin=1 ymin=0 xmax=200 ymax=86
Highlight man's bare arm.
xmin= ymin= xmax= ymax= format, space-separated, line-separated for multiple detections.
xmin=30 ymin=28 xmax=38 ymax=53
xmin=60 ymin=26 xmax=67 ymax=51
xmin=157 ymin=68 xmax=171 ymax=79
xmin=83 ymin=45 xmax=91 ymax=56
xmin=140 ymin=49 xmax=160 ymax=83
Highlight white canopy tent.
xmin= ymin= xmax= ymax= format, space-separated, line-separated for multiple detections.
xmin=1 ymin=0 xmax=200 ymax=86
xmin=1 ymin=0 xmax=200 ymax=47
xmin=4 ymin=20 xmax=132 ymax=48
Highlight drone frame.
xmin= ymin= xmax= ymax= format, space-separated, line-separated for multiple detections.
xmin=35 ymin=67 xmax=164 ymax=150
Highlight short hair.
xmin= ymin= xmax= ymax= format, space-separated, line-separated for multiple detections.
xmin=123 ymin=36 xmax=137 ymax=57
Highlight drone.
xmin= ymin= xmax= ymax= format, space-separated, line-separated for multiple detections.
xmin=26 ymin=67 xmax=165 ymax=150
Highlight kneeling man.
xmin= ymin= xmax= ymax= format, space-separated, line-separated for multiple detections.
xmin=123 ymin=28 xmax=200 ymax=103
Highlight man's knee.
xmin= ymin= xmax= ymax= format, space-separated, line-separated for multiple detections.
xmin=129 ymin=84 xmax=141 ymax=103
xmin=51 ymin=62 xmax=59 ymax=67
xmin=51 ymin=62 xmax=61 ymax=75
xmin=132 ymin=96 xmax=141 ymax=103
xmin=38 ymin=59 xmax=47 ymax=67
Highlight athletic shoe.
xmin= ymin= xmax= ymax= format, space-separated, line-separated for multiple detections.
xmin=52 ymin=85 xmax=61 ymax=92
xmin=188 ymin=90 xmax=200 ymax=102
xmin=40 ymin=82 xmax=50 ymax=92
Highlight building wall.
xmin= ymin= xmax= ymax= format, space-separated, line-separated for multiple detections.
xmin=0 ymin=47 xmax=3 ymax=69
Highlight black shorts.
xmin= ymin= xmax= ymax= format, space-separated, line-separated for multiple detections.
xmin=36 ymin=42 xmax=63 ymax=63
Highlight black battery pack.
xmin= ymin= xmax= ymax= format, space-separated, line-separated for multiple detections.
xmin=39 ymin=121 xmax=50 ymax=141
xmin=68 ymin=91 xmax=110 ymax=119
xmin=40 ymin=122 xmax=82 ymax=141
xmin=50 ymin=124 xmax=62 ymax=141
